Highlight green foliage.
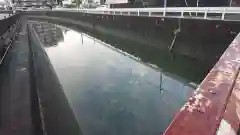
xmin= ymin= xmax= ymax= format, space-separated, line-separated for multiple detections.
xmin=72 ymin=0 xmax=81 ymax=7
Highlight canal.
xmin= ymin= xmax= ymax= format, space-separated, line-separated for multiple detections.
xmin=28 ymin=21 xmax=210 ymax=135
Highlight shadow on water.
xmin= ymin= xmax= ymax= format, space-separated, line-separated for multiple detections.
xmin=26 ymin=21 xmax=205 ymax=135
xmin=28 ymin=23 xmax=82 ymax=135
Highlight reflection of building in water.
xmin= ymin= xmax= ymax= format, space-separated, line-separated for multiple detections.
xmin=33 ymin=23 xmax=64 ymax=47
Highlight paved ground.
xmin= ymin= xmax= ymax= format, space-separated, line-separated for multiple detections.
xmin=0 ymin=20 xmax=33 ymax=135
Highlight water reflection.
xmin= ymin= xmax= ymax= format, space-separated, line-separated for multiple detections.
xmin=32 ymin=22 xmax=195 ymax=135
xmin=33 ymin=22 xmax=64 ymax=47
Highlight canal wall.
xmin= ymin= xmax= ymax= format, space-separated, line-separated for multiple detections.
xmin=28 ymin=23 xmax=82 ymax=135
xmin=24 ymin=11 xmax=239 ymax=65
xmin=26 ymin=16 xmax=210 ymax=83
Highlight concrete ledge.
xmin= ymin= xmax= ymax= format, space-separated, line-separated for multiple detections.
xmin=28 ymin=23 xmax=81 ymax=135
xmin=0 ymin=19 xmax=33 ymax=135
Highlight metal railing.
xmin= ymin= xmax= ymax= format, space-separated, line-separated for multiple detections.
xmin=0 ymin=20 xmax=20 ymax=65
xmin=47 ymin=7 xmax=240 ymax=21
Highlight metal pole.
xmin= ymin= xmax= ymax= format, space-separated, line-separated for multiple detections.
xmin=160 ymin=72 xmax=164 ymax=93
xmin=81 ymin=32 xmax=83 ymax=44
xmin=164 ymin=0 xmax=167 ymax=8
xmin=230 ymin=0 xmax=232 ymax=7
xmin=196 ymin=0 xmax=199 ymax=16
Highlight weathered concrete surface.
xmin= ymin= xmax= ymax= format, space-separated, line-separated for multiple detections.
xmin=28 ymin=23 xmax=82 ymax=135
xmin=0 ymin=20 xmax=33 ymax=135
xmin=0 ymin=14 xmax=81 ymax=135
xmin=163 ymin=33 xmax=240 ymax=135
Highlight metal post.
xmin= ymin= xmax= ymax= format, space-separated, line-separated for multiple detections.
xmin=81 ymin=32 xmax=83 ymax=44
xmin=229 ymin=0 xmax=232 ymax=7
xmin=164 ymin=0 xmax=167 ymax=8
xmin=222 ymin=8 xmax=226 ymax=20
xmin=204 ymin=8 xmax=208 ymax=19
xmin=196 ymin=0 xmax=199 ymax=16
xmin=163 ymin=0 xmax=167 ymax=17
xmin=160 ymin=72 xmax=164 ymax=93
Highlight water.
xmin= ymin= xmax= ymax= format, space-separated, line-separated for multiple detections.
xmin=30 ymin=22 xmax=198 ymax=135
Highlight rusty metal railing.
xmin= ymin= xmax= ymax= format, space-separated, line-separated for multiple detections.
xmin=163 ymin=33 xmax=240 ymax=135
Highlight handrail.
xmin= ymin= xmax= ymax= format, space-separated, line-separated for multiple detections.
xmin=52 ymin=7 xmax=240 ymax=13
xmin=43 ymin=7 xmax=240 ymax=21
xmin=163 ymin=33 xmax=240 ymax=135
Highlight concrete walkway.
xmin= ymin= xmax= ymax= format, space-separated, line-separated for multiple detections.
xmin=0 ymin=21 xmax=33 ymax=135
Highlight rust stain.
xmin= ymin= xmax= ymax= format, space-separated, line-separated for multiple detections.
xmin=164 ymin=34 xmax=240 ymax=135
xmin=217 ymin=73 xmax=240 ymax=134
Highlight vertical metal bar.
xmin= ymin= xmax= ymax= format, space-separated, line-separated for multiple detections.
xmin=163 ymin=8 xmax=166 ymax=17
xmin=149 ymin=12 xmax=151 ymax=17
xmin=163 ymin=0 xmax=167 ymax=17
xmin=230 ymin=0 xmax=232 ymax=7
xmin=196 ymin=0 xmax=199 ymax=16
xmin=138 ymin=10 xmax=140 ymax=16
xmin=204 ymin=8 xmax=208 ymax=19
xmin=181 ymin=11 xmax=184 ymax=18
xmin=164 ymin=0 xmax=167 ymax=8
xmin=222 ymin=8 xmax=226 ymax=20
xmin=81 ymin=32 xmax=83 ymax=44
xmin=160 ymin=72 xmax=164 ymax=93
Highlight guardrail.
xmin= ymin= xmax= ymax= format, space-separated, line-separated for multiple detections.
xmin=163 ymin=33 xmax=240 ymax=135
xmin=0 ymin=20 xmax=20 ymax=65
xmin=47 ymin=7 xmax=240 ymax=21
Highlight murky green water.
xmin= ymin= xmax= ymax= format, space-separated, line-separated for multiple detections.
xmin=31 ymin=22 xmax=201 ymax=135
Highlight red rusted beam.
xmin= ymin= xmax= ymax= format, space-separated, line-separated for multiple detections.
xmin=164 ymin=33 xmax=240 ymax=135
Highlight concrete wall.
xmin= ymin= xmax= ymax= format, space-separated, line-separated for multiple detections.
xmin=24 ymin=11 xmax=240 ymax=82
xmin=28 ymin=24 xmax=82 ymax=135
xmin=34 ymin=11 xmax=238 ymax=63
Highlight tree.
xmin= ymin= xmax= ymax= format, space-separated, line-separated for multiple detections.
xmin=75 ymin=0 xmax=82 ymax=8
